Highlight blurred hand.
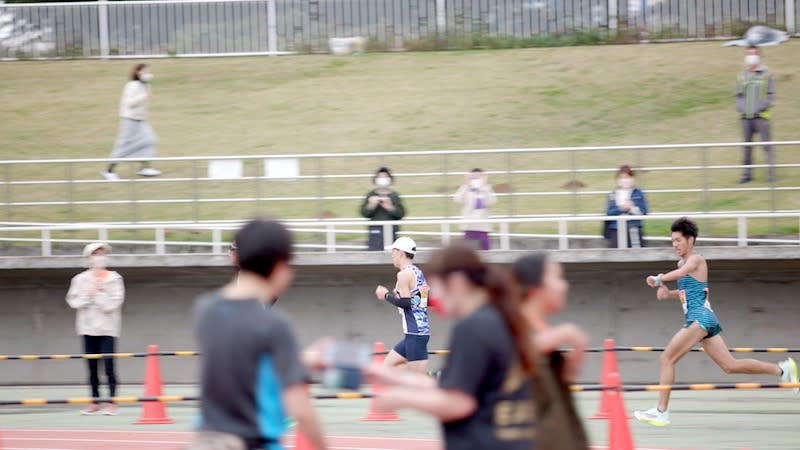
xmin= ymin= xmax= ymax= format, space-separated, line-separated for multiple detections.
xmin=381 ymin=197 xmax=394 ymax=208
xmin=656 ymin=285 xmax=671 ymax=301
xmin=302 ymin=337 xmax=334 ymax=371
xmin=375 ymin=285 xmax=389 ymax=300
xmin=646 ymin=275 xmax=658 ymax=288
xmin=481 ymin=173 xmax=489 ymax=185
xmin=374 ymin=389 xmax=405 ymax=412
xmin=368 ymin=196 xmax=380 ymax=208
xmin=621 ymin=200 xmax=634 ymax=211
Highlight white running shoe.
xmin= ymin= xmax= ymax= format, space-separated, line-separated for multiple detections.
xmin=137 ymin=167 xmax=162 ymax=177
xmin=634 ymin=407 xmax=670 ymax=427
xmin=779 ymin=357 xmax=799 ymax=394
xmin=101 ymin=171 xmax=120 ymax=181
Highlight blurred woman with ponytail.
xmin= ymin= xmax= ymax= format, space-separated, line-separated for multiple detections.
xmin=511 ymin=253 xmax=590 ymax=450
xmin=368 ymin=243 xmax=536 ymax=450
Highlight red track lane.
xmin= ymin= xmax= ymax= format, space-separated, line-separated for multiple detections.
xmin=0 ymin=429 xmax=441 ymax=450
xmin=0 ymin=429 xmax=681 ymax=450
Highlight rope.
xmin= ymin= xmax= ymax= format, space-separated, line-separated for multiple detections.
xmin=3 ymin=383 xmax=800 ymax=406
xmin=2 ymin=347 xmax=798 ymax=361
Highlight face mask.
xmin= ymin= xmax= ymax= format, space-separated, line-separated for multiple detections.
xmin=88 ymin=255 xmax=108 ymax=269
xmin=140 ymin=73 xmax=154 ymax=83
xmin=744 ymin=55 xmax=760 ymax=67
xmin=375 ymin=177 xmax=391 ymax=187
xmin=618 ymin=177 xmax=634 ymax=189
xmin=470 ymin=179 xmax=482 ymax=189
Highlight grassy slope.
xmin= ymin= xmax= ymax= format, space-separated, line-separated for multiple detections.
xmin=1 ymin=42 xmax=798 ymax=239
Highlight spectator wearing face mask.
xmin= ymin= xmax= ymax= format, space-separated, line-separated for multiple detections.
xmin=454 ymin=168 xmax=496 ymax=250
xmin=603 ymin=165 xmax=648 ymax=248
xmin=102 ymin=63 xmax=161 ymax=181
xmin=65 ymin=243 xmax=125 ymax=416
xmin=735 ymin=46 xmax=776 ymax=184
xmin=360 ymin=167 xmax=406 ymax=251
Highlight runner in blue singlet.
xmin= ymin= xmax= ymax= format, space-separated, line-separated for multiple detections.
xmin=375 ymin=237 xmax=430 ymax=375
xmin=634 ymin=217 xmax=798 ymax=427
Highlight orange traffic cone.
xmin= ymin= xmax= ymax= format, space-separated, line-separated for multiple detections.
xmin=607 ymin=370 xmax=634 ymax=450
xmin=135 ymin=344 xmax=174 ymax=424
xmin=362 ymin=342 xmax=400 ymax=422
xmin=293 ymin=384 xmax=315 ymax=450
xmin=591 ymin=338 xmax=618 ymax=420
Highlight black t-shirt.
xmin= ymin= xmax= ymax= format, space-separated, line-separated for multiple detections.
xmin=193 ymin=292 xmax=307 ymax=449
xmin=439 ymin=305 xmax=535 ymax=450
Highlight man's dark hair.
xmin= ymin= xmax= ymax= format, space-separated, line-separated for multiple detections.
xmin=375 ymin=167 xmax=393 ymax=180
xmin=404 ymin=251 xmax=415 ymax=260
xmin=471 ymin=168 xmax=483 ymax=173
xmin=671 ymin=217 xmax=698 ymax=241
xmin=234 ymin=219 xmax=293 ymax=278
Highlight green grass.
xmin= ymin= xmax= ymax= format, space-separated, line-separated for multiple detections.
xmin=1 ymin=42 xmax=799 ymax=241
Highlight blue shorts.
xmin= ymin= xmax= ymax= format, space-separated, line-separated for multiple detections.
xmin=393 ymin=334 xmax=430 ymax=362
xmin=684 ymin=319 xmax=723 ymax=340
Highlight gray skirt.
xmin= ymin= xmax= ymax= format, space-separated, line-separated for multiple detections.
xmin=110 ymin=118 xmax=158 ymax=160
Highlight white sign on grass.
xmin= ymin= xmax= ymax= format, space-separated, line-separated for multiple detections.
xmin=208 ymin=160 xmax=243 ymax=179
xmin=265 ymin=158 xmax=300 ymax=179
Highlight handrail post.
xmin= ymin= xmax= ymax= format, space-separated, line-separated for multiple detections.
xmin=98 ymin=0 xmax=110 ymax=58
xmin=267 ymin=0 xmax=278 ymax=54
xmin=616 ymin=218 xmax=628 ymax=249
xmin=737 ymin=216 xmax=748 ymax=247
xmin=382 ymin=223 xmax=393 ymax=251
xmin=41 ymin=229 xmax=51 ymax=257
xmin=212 ymin=228 xmax=222 ymax=254
xmin=155 ymin=227 xmax=166 ymax=255
xmin=558 ymin=220 xmax=568 ymax=250
xmin=98 ymin=227 xmax=108 ymax=243
xmin=325 ymin=224 xmax=336 ymax=253
xmin=787 ymin=0 xmax=797 ymax=34
xmin=500 ymin=221 xmax=510 ymax=250
xmin=441 ymin=223 xmax=450 ymax=246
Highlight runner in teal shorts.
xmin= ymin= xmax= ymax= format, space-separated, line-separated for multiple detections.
xmin=634 ymin=217 xmax=798 ymax=427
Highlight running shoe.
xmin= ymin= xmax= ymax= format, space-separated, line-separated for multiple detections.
xmin=779 ymin=357 xmax=799 ymax=394
xmin=137 ymin=167 xmax=162 ymax=177
xmin=103 ymin=403 xmax=118 ymax=416
xmin=81 ymin=404 xmax=102 ymax=416
xmin=101 ymin=170 xmax=120 ymax=181
xmin=634 ymin=407 xmax=670 ymax=427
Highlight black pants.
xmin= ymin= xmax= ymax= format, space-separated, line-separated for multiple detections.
xmin=367 ymin=225 xmax=398 ymax=251
xmin=83 ymin=335 xmax=117 ymax=398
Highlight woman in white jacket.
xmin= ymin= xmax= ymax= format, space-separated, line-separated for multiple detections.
xmin=66 ymin=243 xmax=125 ymax=415
xmin=102 ymin=63 xmax=161 ymax=180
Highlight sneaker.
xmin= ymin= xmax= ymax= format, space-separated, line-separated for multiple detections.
xmin=738 ymin=176 xmax=752 ymax=184
xmin=101 ymin=171 xmax=120 ymax=181
xmin=137 ymin=167 xmax=162 ymax=177
xmin=779 ymin=357 xmax=799 ymax=394
xmin=103 ymin=403 xmax=118 ymax=416
xmin=81 ymin=404 xmax=101 ymax=416
xmin=634 ymin=407 xmax=670 ymax=427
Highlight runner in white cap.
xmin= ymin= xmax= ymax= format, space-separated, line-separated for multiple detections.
xmin=375 ymin=237 xmax=431 ymax=374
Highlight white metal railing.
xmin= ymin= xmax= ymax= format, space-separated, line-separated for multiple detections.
xmin=1 ymin=213 xmax=799 ymax=256
xmin=2 ymin=141 xmax=799 ymax=225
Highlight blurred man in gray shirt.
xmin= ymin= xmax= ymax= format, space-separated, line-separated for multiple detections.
xmin=735 ymin=46 xmax=775 ymax=183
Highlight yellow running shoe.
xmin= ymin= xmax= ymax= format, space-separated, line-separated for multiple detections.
xmin=634 ymin=407 xmax=671 ymax=427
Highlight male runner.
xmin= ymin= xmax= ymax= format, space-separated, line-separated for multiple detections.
xmin=635 ymin=217 xmax=798 ymax=427
xmin=193 ymin=219 xmax=327 ymax=449
xmin=375 ymin=237 xmax=431 ymax=374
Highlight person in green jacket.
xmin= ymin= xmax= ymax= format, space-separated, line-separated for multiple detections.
xmin=735 ymin=46 xmax=776 ymax=183
xmin=360 ymin=167 xmax=406 ymax=251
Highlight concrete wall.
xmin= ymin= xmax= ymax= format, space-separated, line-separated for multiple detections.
xmin=1 ymin=255 xmax=799 ymax=386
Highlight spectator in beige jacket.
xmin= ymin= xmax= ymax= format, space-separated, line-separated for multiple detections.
xmin=454 ymin=168 xmax=497 ymax=250
xmin=66 ymin=243 xmax=125 ymax=416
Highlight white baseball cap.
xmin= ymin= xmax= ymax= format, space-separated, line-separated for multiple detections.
xmin=391 ymin=237 xmax=417 ymax=255
xmin=83 ymin=242 xmax=111 ymax=257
